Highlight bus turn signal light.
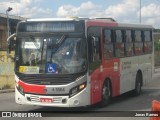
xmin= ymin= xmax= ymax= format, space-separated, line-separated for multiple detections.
xmin=69 ymin=82 xmax=87 ymax=98
xmin=79 ymin=84 xmax=85 ymax=90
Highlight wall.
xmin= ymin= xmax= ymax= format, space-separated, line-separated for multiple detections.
xmin=0 ymin=23 xmax=7 ymax=50
xmin=0 ymin=51 xmax=14 ymax=89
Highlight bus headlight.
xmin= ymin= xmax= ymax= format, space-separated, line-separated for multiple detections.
xmin=16 ymin=84 xmax=25 ymax=96
xmin=69 ymin=82 xmax=87 ymax=98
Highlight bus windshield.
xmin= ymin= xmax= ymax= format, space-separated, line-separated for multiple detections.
xmin=18 ymin=35 xmax=87 ymax=74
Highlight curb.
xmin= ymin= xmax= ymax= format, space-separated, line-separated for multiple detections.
xmin=0 ymin=89 xmax=15 ymax=93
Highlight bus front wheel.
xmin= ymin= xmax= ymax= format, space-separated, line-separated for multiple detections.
xmin=100 ymin=80 xmax=111 ymax=106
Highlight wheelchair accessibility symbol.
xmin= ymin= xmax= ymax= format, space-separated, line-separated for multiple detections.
xmin=48 ymin=65 xmax=55 ymax=73
xmin=46 ymin=63 xmax=56 ymax=73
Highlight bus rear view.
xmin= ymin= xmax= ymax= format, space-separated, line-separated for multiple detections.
xmin=14 ymin=18 xmax=89 ymax=107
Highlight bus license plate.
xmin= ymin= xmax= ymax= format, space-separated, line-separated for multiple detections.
xmin=40 ymin=98 xmax=53 ymax=103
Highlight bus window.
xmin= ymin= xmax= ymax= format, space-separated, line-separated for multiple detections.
xmin=104 ymin=29 xmax=112 ymax=43
xmin=126 ymin=30 xmax=132 ymax=42
xmin=88 ymin=36 xmax=101 ymax=73
xmin=134 ymin=30 xmax=143 ymax=55
xmin=115 ymin=30 xmax=125 ymax=57
xmin=143 ymin=30 xmax=152 ymax=53
xmin=135 ymin=30 xmax=142 ymax=42
xmin=90 ymin=36 xmax=101 ymax=62
xmin=115 ymin=30 xmax=123 ymax=43
xmin=144 ymin=31 xmax=151 ymax=42
xmin=94 ymin=37 xmax=101 ymax=61
xmin=125 ymin=30 xmax=133 ymax=57
xmin=88 ymin=27 xmax=101 ymax=63
xmin=104 ymin=29 xmax=114 ymax=59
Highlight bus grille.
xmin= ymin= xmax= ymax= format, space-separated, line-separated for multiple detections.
xmin=16 ymin=71 xmax=86 ymax=85
xmin=22 ymin=77 xmax=73 ymax=85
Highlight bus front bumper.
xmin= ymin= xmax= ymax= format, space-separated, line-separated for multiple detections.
xmin=15 ymin=87 xmax=90 ymax=107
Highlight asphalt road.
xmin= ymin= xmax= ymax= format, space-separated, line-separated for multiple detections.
xmin=0 ymin=72 xmax=160 ymax=120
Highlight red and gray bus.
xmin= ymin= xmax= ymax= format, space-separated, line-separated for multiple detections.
xmin=8 ymin=17 xmax=153 ymax=107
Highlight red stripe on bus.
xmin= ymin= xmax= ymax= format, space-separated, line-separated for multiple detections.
xmin=18 ymin=80 xmax=46 ymax=94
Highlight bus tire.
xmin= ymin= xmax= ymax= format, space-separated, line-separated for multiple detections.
xmin=133 ymin=72 xmax=142 ymax=96
xmin=100 ymin=80 xmax=111 ymax=106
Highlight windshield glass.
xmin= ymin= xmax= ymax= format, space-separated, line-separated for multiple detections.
xmin=18 ymin=36 xmax=87 ymax=74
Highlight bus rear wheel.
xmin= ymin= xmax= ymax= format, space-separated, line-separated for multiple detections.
xmin=100 ymin=80 xmax=111 ymax=106
xmin=134 ymin=72 xmax=142 ymax=96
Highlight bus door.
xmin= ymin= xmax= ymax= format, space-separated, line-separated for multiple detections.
xmin=88 ymin=27 xmax=102 ymax=105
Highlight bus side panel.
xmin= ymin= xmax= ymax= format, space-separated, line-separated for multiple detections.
xmin=102 ymin=58 xmax=120 ymax=97
xmin=119 ymin=54 xmax=152 ymax=94
xmin=120 ymin=57 xmax=137 ymax=94
xmin=90 ymin=68 xmax=102 ymax=105
xmin=90 ymin=58 xmax=120 ymax=105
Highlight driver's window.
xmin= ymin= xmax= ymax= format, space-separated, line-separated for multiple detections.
xmin=88 ymin=36 xmax=101 ymax=73
xmin=92 ymin=37 xmax=101 ymax=62
xmin=88 ymin=27 xmax=102 ymax=73
xmin=88 ymin=36 xmax=101 ymax=63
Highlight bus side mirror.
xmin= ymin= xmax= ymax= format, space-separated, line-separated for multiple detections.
xmin=89 ymin=36 xmax=97 ymax=61
xmin=8 ymin=40 xmax=12 ymax=54
xmin=8 ymin=39 xmax=16 ymax=54
xmin=7 ymin=33 xmax=16 ymax=54
xmin=89 ymin=36 xmax=96 ymax=49
xmin=88 ymin=36 xmax=94 ymax=62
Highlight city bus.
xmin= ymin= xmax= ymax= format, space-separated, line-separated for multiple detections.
xmin=8 ymin=17 xmax=153 ymax=107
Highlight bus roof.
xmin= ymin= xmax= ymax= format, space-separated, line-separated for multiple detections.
xmin=26 ymin=17 xmax=90 ymax=22
xmin=118 ymin=23 xmax=153 ymax=29
xmin=26 ymin=18 xmax=78 ymax=22
xmin=86 ymin=19 xmax=153 ymax=29
xmin=25 ymin=17 xmax=153 ymax=29
xmin=26 ymin=17 xmax=114 ymax=22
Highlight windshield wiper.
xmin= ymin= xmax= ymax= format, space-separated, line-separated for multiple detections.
xmin=52 ymin=35 xmax=67 ymax=54
xmin=50 ymin=35 xmax=67 ymax=62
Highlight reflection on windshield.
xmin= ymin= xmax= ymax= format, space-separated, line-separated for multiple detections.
xmin=50 ymin=38 xmax=87 ymax=74
xmin=18 ymin=36 xmax=87 ymax=74
xmin=19 ymin=37 xmax=44 ymax=74
xmin=21 ymin=38 xmax=42 ymax=65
